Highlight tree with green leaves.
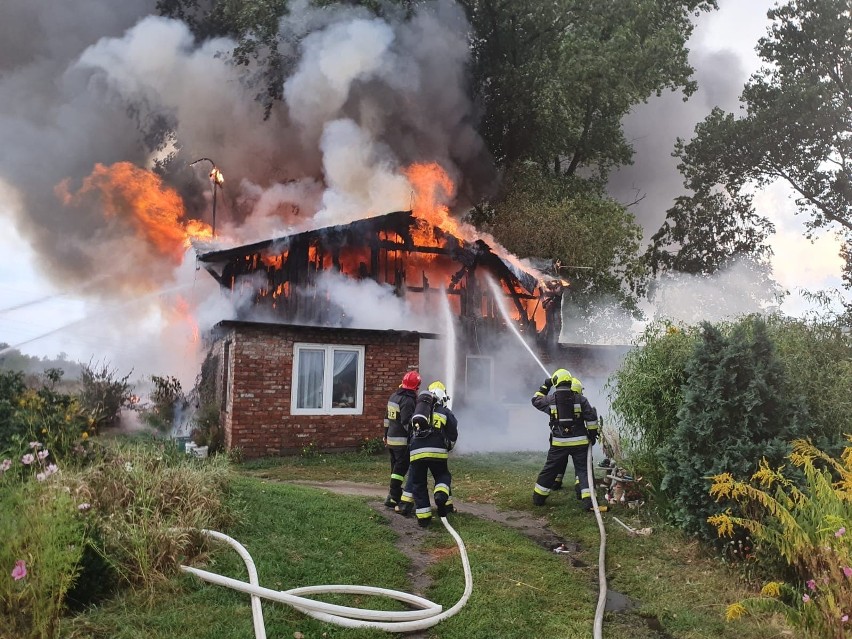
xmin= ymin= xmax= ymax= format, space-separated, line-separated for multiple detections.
xmin=460 ymin=0 xmax=718 ymax=178
xmin=646 ymin=189 xmax=775 ymax=276
xmin=470 ymin=162 xmax=646 ymax=311
xmin=675 ymin=0 xmax=852 ymax=299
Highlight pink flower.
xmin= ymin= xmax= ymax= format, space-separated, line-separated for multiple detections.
xmin=77 ymin=503 xmax=91 ymax=511
xmin=843 ymin=566 xmax=852 ymax=578
xmin=28 ymin=442 xmax=41 ymax=450
xmin=11 ymin=560 xmax=26 ymax=581
xmin=836 ymin=527 xmax=846 ymax=538
xmin=36 ymin=450 xmax=49 ymax=461
xmin=20 ymin=454 xmax=34 ymax=465
xmin=36 ymin=472 xmax=46 ymax=482
xmin=807 ymin=579 xmax=817 ymax=591
xmin=844 ymin=614 xmax=849 ymax=623
xmin=45 ymin=464 xmax=58 ymax=476
xmin=0 ymin=459 xmax=10 ymax=472
xmin=803 ymin=594 xmax=811 ymax=603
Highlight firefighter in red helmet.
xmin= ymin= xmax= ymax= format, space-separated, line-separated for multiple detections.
xmin=383 ymin=370 xmax=421 ymax=509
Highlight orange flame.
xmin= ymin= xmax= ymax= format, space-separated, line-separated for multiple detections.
xmin=55 ymin=162 xmax=212 ymax=263
xmin=403 ymin=163 xmax=460 ymax=244
xmin=174 ymin=296 xmax=200 ymax=344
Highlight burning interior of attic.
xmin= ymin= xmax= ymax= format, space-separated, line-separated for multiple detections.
xmin=198 ymin=209 xmax=567 ymax=356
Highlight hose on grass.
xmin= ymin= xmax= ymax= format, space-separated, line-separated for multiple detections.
xmin=587 ymin=444 xmax=608 ymax=639
xmin=180 ymin=516 xmax=472 ymax=635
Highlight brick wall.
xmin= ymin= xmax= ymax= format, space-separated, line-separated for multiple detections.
xmin=213 ymin=322 xmax=421 ymax=459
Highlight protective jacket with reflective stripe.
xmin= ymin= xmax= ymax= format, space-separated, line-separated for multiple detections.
xmin=409 ymin=406 xmax=458 ymax=461
xmin=385 ymin=388 xmax=417 ymax=447
xmin=532 ymin=386 xmax=598 ymax=445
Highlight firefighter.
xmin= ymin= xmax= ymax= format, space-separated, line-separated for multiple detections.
xmin=407 ymin=381 xmax=458 ymax=527
xmin=531 ymin=369 xmax=605 ymax=512
xmin=553 ymin=377 xmax=593 ymax=494
xmin=384 ymin=370 xmax=421 ymax=509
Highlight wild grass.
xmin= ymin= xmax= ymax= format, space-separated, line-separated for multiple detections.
xmin=68 ymin=439 xmax=234 ymax=587
xmin=68 ymin=452 xmax=787 ymax=638
xmin=0 ymin=438 xmax=234 ymax=639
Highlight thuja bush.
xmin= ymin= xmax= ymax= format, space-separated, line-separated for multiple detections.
xmin=709 ymin=439 xmax=852 ymax=638
xmin=658 ymin=318 xmax=805 ymax=539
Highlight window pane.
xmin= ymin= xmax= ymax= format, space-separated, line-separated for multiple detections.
xmin=297 ymin=349 xmax=325 ymax=409
xmin=331 ymin=350 xmax=358 ymax=408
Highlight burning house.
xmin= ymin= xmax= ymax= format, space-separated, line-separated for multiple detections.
xmin=198 ymin=208 xmax=569 ymax=457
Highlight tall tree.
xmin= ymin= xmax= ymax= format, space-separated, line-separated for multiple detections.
xmin=646 ymin=189 xmax=775 ymax=276
xmin=676 ymin=0 xmax=852 ymax=298
xmin=470 ymin=162 xmax=647 ymax=311
xmin=460 ymin=0 xmax=717 ymax=178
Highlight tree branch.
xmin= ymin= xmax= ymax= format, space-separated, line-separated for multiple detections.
xmin=766 ymin=159 xmax=852 ymax=233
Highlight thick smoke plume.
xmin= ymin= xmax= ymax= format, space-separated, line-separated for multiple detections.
xmin=0 ymin=0 xmax=489 ymax=382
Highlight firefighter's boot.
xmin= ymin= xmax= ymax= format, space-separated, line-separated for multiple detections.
xmin=384 ymin=494 xmax=397 ymax=509
xmin=583 ymin=498 xmax=608 ymax=513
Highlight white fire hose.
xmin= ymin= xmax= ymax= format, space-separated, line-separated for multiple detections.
xmin=180 ymin=516 xmax=473 ymax=636
xmin=587 ymin=444 xmax=608 ymax=639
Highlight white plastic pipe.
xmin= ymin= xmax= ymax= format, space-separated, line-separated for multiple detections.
xmin=181 ymin=516 xmax=472 ymax=635
xmin=587 ymin=444 xmax=608 ymax=639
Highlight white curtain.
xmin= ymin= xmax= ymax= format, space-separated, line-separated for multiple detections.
xmin=297 ymin=349 xmax=324 ymax=409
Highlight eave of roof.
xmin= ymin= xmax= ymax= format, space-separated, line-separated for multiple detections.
xmin=214 ymin=318 xmax=440 ymax=340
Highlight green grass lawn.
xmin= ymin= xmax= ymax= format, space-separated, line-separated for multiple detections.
xmin=66 ymin=452 xmax=786 ymax=638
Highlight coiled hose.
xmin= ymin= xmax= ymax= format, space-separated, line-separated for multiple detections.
xmin=180 ymin=516 xmax=473 ymax=636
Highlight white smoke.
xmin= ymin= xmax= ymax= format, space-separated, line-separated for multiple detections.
xmin=0 ymin=0 xmax=489 ymax=386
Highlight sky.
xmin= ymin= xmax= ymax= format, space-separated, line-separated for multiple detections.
xmin=0 ymin=0 xmax=847 ymax=378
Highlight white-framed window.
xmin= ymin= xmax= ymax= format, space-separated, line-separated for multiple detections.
xmin=465 ymin=355 xmax=494 ymax=399
xmin=291 ymin=343 xmax=365 ymax=415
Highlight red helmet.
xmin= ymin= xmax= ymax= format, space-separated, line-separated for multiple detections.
xmin=401 ymin=371 xmax=421 ymax=390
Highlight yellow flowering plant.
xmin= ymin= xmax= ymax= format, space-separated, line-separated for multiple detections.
xmin=708 ymin=438 xmax=852 ymax=638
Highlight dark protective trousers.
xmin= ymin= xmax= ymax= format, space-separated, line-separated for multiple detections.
xmin=386 ymin=447 xmax=410 ymax=503
xmin=410 ymin=458 xmax=452 ymax=525
xmin=534 ymin=444 xmax=591 ymax=507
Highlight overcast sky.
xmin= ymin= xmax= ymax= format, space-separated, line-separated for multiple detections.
xmin=0 ymin=0 xmax=845 ymax=370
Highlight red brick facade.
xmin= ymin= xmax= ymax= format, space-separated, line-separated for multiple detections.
xmin=210 ymin=321 xmax=429 ymax=459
